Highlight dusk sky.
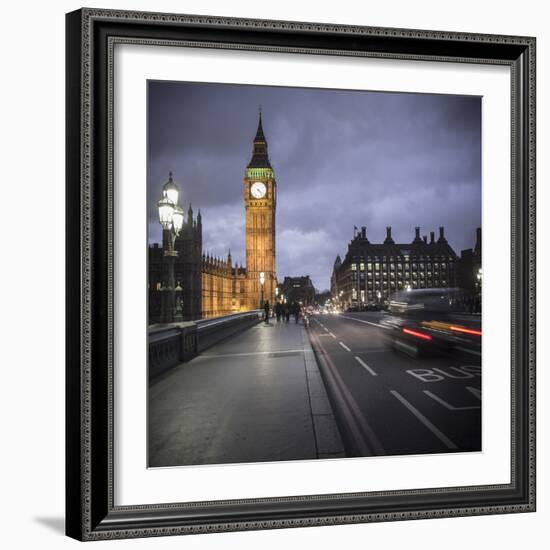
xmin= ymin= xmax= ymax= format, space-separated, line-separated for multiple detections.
xmin=148 ymin=81 xmax=481 ymax=291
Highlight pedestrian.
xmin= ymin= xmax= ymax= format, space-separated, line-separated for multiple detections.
xmin=284 ymin=302 xmax=290 ymax=323
xmin=291 ymin=301 xmax=300 ymax=324
xmin=275 ymin=301 xmax=282 ymax=322
xmin=263 ymin=300 xmax=270 ymax=323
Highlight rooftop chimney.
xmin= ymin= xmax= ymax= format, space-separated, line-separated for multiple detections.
xmin=439 ymin=226 xmax=445 ymax=241
xmin=430 ymin=231 xmax=435 ymax=244
xmin=423 ymin=235 xmax=427 ymax=244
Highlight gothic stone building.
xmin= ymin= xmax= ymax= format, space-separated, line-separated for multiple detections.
xmin=331 ymin=225 xmax=458 ymax=309
xmin=149 ymin=111 xmax=277 ymax=323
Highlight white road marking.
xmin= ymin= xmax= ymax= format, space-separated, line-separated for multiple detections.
xmin=339 ymin=342 xmax=351 ymax=352
xmin=339 ymin=315 xmax=392 ymax=330
xmin=390 ymin=390 xmax=458 ymax=450
xmin=423 ymin=390 xmax=480 ymax=411
xmin=324 ymin=327 xmax=329 ymax=332
xmin=466 ymin=386 xmax=482 ymax=400
xmin=354 ymin=356 xmax=377 ymax=376
xmin=329 ymin=332 xmax=337 ymax=339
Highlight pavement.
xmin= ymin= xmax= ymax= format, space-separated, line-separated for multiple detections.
xmin=308 ymin=311 xmax=481 ymax=457
xmin=149 ymin=319 xmax=345 ymax=467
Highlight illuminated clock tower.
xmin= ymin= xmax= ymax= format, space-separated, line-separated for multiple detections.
xmin=244 ymin=109 xmax=277 ymax=310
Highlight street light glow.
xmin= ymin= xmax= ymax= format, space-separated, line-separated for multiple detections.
xmin=259 ymin=272 xmax=265 ymax=285
xmin=172 ymin=205 xmax=184 ymax=235
xmin=158 ymin=196 xmax=175 ymax=230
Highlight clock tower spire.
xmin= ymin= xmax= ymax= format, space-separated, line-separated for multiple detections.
xmin=244 ymin=108 xmax=277 ymax=310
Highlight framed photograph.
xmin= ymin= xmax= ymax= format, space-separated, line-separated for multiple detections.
xmin=66 ymin=8 xmax=536 ymax=541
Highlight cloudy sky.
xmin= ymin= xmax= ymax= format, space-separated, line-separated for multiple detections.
xmin=148 ymin=81 xmax=481 ymax=291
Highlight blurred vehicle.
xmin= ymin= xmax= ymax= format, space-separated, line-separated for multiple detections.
xmin=382 ymin=288 xmax=481 ymax=357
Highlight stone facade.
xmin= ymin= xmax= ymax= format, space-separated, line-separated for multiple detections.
xmin=331 ymin=225 xmax=459 ymax=309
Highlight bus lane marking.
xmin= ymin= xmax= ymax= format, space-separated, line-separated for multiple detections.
xmin=423 ymin=390 xmax=480 ymax=411
xmin=390 ymin=390 xmax=458 ymax=450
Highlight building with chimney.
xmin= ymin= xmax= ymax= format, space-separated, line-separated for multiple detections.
xmin=331 ymin=225 xmax=458 ymax=309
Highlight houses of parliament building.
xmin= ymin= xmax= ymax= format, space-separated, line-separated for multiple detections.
xmin=148 ymin=112 xmax=278 ymax=322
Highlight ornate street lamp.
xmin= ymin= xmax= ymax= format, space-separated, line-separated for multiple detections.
xmin=158 ymin=172 xmax=184 ymax=323
xmin=259 ymin=271 xmax=265 ymax=310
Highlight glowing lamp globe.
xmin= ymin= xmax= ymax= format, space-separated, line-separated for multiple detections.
xmin=162 ymin=172 xmax=179 ymax=205
xmin=172 ymin=205 xmax=184 ymax=235
xmin=158 ymin=196 xmax=174 ymax=230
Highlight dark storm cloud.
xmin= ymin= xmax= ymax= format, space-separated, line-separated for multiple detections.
xmin=148 ymin=81 xmax=481 ymax=291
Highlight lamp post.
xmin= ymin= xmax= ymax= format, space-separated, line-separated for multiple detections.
xmin=158 ymin=172 xmax=184 ymax=323
xmin=259 ymin=271 xmax=265 ymax=309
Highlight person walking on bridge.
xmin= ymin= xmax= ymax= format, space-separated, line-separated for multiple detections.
xmin=263 ymin=300 xmax=270 ymax=324
xmin=291 ymin=301 xmax=301 ymax=324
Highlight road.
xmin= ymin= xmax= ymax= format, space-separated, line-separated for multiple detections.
xmin=308 ymin=311 xmax=481 ymax=458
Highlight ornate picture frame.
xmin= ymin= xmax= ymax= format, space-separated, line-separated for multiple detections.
xmin=66 ymin=8 xmax=536 ymax=541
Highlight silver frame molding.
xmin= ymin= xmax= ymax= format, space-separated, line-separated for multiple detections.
xmin=66 ymin=8 xmax=536 ymax=541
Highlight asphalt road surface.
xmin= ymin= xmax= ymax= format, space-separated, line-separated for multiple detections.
xmin=308 ymin=311 xmax=481 ymax=458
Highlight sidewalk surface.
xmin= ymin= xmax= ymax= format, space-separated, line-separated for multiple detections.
xmin=149 ymin=320 xmax=345 ymax=467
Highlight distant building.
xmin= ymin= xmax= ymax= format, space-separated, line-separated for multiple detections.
xmin=279 ymin=276 xmax=316 ymax=306
xmin=331 ymin=226 xmax=458 ymax=308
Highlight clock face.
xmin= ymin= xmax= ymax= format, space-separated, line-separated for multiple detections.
xmin=250 ymin=181 xmax=267 ymax=199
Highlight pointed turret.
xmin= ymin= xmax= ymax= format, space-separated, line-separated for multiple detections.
xmin=188 ymin=203 xmax=193 ymax=224
xmin=247 ymin=107 xmax=272 ymax=169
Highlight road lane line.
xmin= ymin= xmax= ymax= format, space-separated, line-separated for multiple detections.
xmin=339 ymin=315 xmax=392 ymax=330
xmin=390 ymin=390 xmax=458 ymax=450
xmin=423 ymin=390 xmax=480 ymax=411
xmin=339 ymin=342 xmax=351 ymax=352
xmin=354 ymin=356 xmax=377 ymax=376
xmin=324 ymin=327 xmax=329 ymax=332
xmin=329 ymin=332 xmax=337 ymax=339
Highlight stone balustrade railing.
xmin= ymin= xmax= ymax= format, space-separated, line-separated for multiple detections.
xmin=149 ymin=311 xmax=261 ymax=378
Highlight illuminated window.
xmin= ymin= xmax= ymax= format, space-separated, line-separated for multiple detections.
xmin=397 ymin=263 xmax=402 ymax=270
xmin=390 ymin=263 xmax=395 ymax=271
xmin=367 ymin=263 xmax=373 ymax=271
xmin=351 ymin=263 xmax=357 ymax=271
xmin=360 ymin=290 xmax=365 ymax=302
xmin=352 ymin=288 xmax=357 ymax=299
xmin=360 ymin=262 xmax=365 ymax=271
xmin=375 ymin=263 xmax=380 ymax=271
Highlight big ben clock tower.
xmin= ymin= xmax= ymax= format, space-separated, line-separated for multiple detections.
xmin=244 ymin=109 xmax=277 ymax=310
